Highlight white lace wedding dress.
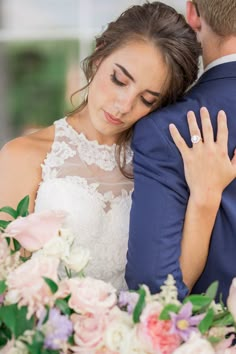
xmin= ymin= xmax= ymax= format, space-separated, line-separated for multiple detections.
xmin=34 ymin=118 xmax=133 ymax=290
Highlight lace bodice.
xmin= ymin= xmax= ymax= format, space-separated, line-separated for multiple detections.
xmin=34 ymin=118 xmax=133 ymax=290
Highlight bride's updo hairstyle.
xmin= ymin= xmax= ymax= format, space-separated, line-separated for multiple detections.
xmin=70 ymin=1 xmax=201 ymax=177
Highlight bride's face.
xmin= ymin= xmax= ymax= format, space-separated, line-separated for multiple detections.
xmin=86 ymin=39 xmax=169 ymax=144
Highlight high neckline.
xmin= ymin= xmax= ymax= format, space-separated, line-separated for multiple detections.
xmin=53 ymin=117 xmax=133 ymax=171
xmin=64 ymin=117 xmax=117 ymax=149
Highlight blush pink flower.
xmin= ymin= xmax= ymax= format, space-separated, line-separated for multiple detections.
xmin=62 ymin=277 xmax=117 ymax=315
xmin=215 ymin=334 xmax=235 ymax=354
xmin=71 ymin=312 xmax=109 ymax=351
xmin=227 ymin=278 xmax=236 ymax=322
xmin=6 ymin=255 xmax=59 ymax=318
xmin=137 ymin=302 xmax=181 ymax=354
xmin=4 ymin=210 xmax=66 ymax=251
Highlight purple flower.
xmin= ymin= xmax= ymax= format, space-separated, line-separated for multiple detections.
xmin=39 ymin=308 xmax=73 ymax=350
xmin=169 ymin=302 xmax=205 ymax=341
xmin=118 ymin=291 xmax=139 ymax=314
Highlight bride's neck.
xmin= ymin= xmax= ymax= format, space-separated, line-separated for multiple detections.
xmin=68 ymin=108 xmax=120 ymax=146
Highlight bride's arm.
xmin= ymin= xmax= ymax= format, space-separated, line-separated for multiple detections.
xmin=169 ymin=107 xmax=236 ymax=291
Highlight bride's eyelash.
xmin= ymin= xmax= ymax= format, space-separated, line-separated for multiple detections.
xmin=111 ymin=70 xmax=155 ymax=108
xmin=141 ymin=97 xmax=155 ymax=107
xmin=110 ymin=71 xmax=126 ymax=86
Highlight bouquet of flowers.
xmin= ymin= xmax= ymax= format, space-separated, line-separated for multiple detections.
xmin=1 ymin=196 xmax=236 ymax=354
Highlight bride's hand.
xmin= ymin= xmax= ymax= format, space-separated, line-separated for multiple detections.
xmin=169 ymin=107 xmax=236 ymax=207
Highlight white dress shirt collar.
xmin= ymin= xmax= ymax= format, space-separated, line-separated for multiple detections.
xmin=204 ymin=54 xmax=236 ymax=72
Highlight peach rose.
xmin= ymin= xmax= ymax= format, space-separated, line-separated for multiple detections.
xmin=4 ymin=210 xmax=66 ymax=251
xmin=6 ymin=255 xmax=59 ymax=318
xmin=62 ymin=277 xmax=117 ymax=315
xmin=137 ymin=302 xmax=181 ymax=354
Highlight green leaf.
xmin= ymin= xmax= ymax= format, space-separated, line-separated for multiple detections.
xmin=0 ymin=334 xmax=8 ymax=347
xmin=133 ymin=287 xmax=146 ymax=323
xmin=208 ymin=336 xmax=222 ymax=344
xmin=0 ymin=206 xmax=17 ymax=219
xmin=159 ymin=304 xmax=180 ymax=320
xmin=12 ymin=238 xmax=21 ymax=252
xmin=0 ymin=304 xmax=34 ymax=338
xmin=198 ymin=308 xmax=214 ymax=334
xmin=26 ymin=330 xmax=44 ymax=354
xmin=20 ymin=255 xmax=31 ymax=262
xmin=16 ymin=195 xmax=29 ymax=217
xmin=43 ymin=277 xmax=58 ymax=294
xmin=0 ymin=280 xmax=7 ymax=295
xmin=55 ymin=299 xmax=72 ymax=316
xmin=205 ymin=281 xmax=219 ymax=300
xmin=183 ymin=295 xmax=212 ymax=312
xmin=68 ymin=335 xmax=75 ymax=345
xmin=0 ymin=220 xmax=11 ymax=231
xmin=5 ymin=237 xmax=10 ymax=246
xmin=0 ymin=323 xmax=12 ymax=347
xmin=212 ymin=311 xmax=234 ymax=327
xmin=63 ymin=294 xmax=71 ymax=303
xmin=42 ymin=305 xmax=50 ymax=325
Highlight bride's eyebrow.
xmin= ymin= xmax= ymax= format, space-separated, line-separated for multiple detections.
xmin=115 ymin=63 xmax=134 ymax=82
xmin=115 ymin=63 xmax=161 ymax=97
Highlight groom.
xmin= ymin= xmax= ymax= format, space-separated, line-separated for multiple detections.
xmin=126 ymin=0 xmax=236 ymax=303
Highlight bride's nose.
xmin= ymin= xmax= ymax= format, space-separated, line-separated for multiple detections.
xmin=115 ymin=91 xmax=136 ymax=114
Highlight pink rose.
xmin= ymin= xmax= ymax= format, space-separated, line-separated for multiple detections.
xmin=6 ymin=255 xmax=59 ymax=318
xmin=137 ymin=302 xmax=181 ymax=354
xmin=227 ymin=278 xmax=236 ymax=322
xmin=61 ymin=277 xmax=117 ymax=315
xmin=215 ymin=334 xmax=235 ymax=354
xmin=4 ymin=210 xmax=66 ymax=251
xmin=222 ymin=347 xmax=236 ymax=354
xmin=173 ymin=333 xmax=215 ymax=354
xmin=71 ymin=312 xmax=109 ymax=351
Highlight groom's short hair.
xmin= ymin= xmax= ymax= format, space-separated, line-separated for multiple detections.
xmin=193 ymin=0 xmax=236 ymax=36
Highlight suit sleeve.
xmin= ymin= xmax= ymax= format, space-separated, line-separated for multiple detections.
xmin=125 ymin=115 xmax=190 ymax=299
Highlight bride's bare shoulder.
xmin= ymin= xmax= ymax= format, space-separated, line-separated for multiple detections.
xmin=0 ymin=124 xmax=55 ymax=163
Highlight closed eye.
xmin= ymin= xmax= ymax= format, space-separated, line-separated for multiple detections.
xmin=141 ymin=96 xmax=156 ymax=107
xmin=110 ymin=71 xmax=126 ymax=87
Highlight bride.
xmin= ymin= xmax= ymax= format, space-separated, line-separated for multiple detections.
xmin=0 ymin=2 xmax=235 ymax=291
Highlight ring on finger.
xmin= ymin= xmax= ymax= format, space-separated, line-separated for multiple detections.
xmin=191 ymin=135 xmax=202 ymax=144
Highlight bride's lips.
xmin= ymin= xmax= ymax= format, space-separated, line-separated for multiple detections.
xmin=103 ymin=111 xmax=123 ymax=126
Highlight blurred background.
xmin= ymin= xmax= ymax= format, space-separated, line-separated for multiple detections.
xmin=0 ymin=0 xmax=186 ymax=146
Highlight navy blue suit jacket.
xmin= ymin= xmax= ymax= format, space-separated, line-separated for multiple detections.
xmin=126 ymin=62 xmax=236 ymax=303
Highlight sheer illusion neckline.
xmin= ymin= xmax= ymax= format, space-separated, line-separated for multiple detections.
xmin=64 ymin=117 xmax=117 ymax=151
xmin=56 ymin=117 xmax=133 ymax=171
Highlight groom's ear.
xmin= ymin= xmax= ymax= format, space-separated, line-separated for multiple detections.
xmin=186 ymin=1 xmax=202 ymax=33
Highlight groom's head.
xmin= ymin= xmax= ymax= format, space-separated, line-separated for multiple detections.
xmin=186 ymin=0 xmax=236 ymax=67
xmin=189 ymin=0 xmax=236 ymax=36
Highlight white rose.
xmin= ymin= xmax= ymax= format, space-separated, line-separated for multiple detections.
xmin=62 ymin=246 xmax=90 ymax=273
xmin=119 ymin=329 xmax=148 ymax=354
xmin=59 ymin=228 xmax=75 ymax=245
xmin=173 ymin=333 xmax=215 ymax=354
xmin=41 ymin=236 xmax=70 ymax=258
xmin=104 ymin=310 xmax=133 ymax=353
